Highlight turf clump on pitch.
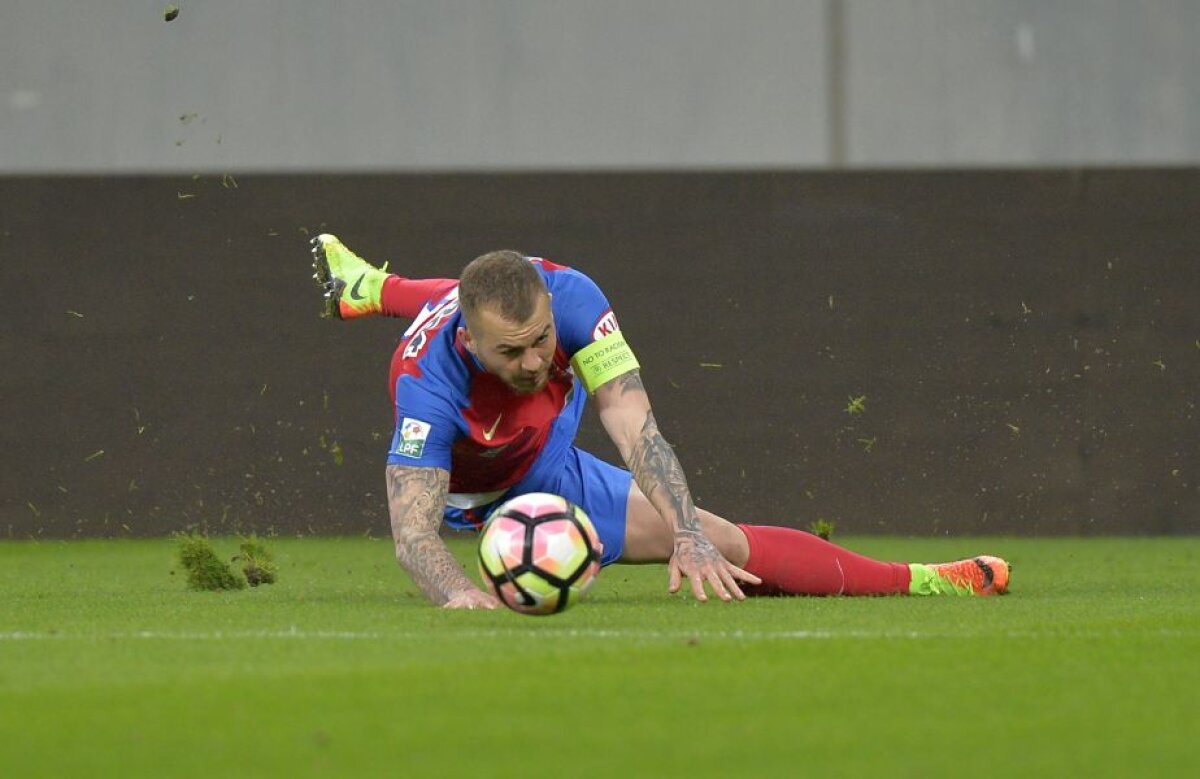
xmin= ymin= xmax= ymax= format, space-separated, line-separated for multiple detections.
xmin=176 ymin=533 xmax=245 ymax=591
xmin=176 ymin=533 xmax=279 ymax=590
xmin=234 ymin=536 xmax=278 ymax=586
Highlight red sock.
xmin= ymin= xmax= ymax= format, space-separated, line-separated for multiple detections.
xmin=380 ymin=277 xmax=458 ymax=319
xmin=738 ymin=524 xmax=911 ymax=596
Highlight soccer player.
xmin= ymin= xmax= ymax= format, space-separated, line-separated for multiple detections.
xmin=311 ymin=235 xmax=1010 ymax=609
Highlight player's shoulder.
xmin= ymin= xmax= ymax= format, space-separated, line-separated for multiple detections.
xmin=396 ymin=296 xmax=469 ymax=390
xmin=530 ymin=257 xmax=592 ymax=287
xmin=530 ymin=257 xmax=607 ymax=303
xmin=528 ymin=258 xmax=620 ymax=351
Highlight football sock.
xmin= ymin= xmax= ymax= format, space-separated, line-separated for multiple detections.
xmin=737 ymin=524 xmax=911 ymax=596
xmin=380 ymin=277 xmax=458 ymax=319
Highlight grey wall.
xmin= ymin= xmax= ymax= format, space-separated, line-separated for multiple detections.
xmin=845 ymin=0 xmax=1200 ymax=165
xmin=1 ymin=0 xmax=828 ymax=171
xmin=3 ymin=1 xmax=1197 ymax=172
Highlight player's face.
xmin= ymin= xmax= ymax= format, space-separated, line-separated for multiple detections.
xmin=462 ymin=293 xmax=557 ymax=394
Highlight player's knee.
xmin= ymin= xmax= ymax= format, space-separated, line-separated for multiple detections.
xmin=620 ymin=510 xmax=673 ymax=563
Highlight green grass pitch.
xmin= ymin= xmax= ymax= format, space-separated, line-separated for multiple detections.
xmin=1 ymin=536 xmax=1197 ymax=777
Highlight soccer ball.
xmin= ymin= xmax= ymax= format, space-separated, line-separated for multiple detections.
xmin=477 ymin=493 xmax=602 ymax=616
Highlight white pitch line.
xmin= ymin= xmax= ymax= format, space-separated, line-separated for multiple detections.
xmin=1 ymin=628 xmax=1196 ymax=642
xmin=0 ymin=628 xmax=896 ymax=641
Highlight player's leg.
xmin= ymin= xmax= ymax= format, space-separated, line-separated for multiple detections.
xmin=515 ymin=447 xmax=1008 ymax=596
xmin=620 ymin=486 xmax=1009 ymax=596
xmin=619 ymin=487 xmax=749 ymax=565
xmin=619 ymin=486 xmax=905 ymax=595
xmin=311 ymin=233 xmax=455 ymax=320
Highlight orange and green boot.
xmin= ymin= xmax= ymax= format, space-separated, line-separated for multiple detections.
xmin=310 ymin=233 xmax=390 ymax=319
xmin=908 ymin=555 xmax=1010 ymax=596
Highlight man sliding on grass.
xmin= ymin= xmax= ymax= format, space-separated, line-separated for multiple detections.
xmin=311 ymin=235 xmax=1010 ymax=609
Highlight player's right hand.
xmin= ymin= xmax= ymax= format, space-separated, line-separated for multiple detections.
xmin=442 ymin=588 xmax=501 ymax=610
xmin=668 ymin=530 xmax=760 ymax=603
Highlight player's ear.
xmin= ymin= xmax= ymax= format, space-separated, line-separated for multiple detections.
xmin=458 ymin=326 xmax=476 ymax=354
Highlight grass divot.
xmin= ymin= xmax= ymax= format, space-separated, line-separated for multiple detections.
xmin=233 ymin=535 xmax=278 ymax=587
xmin=176 ymin=533 xmax=244 ymax=591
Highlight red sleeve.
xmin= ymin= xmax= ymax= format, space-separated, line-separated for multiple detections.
xmin=380 ymin=277 xmax=458 ymax=319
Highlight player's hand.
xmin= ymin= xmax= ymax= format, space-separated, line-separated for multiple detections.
xmin=442 ymin=588 xmax=501 ymax=610
xmin=668 ymin=530 xmax=762 ymax=602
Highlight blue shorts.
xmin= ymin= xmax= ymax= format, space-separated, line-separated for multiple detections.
xmin=443 ymin=446 xmax=631 ymax=566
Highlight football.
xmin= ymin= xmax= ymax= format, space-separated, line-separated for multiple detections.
xmin=477 ymin=492 xmax=602 ymax=615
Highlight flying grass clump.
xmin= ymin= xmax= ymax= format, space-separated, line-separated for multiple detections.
xmin=809 ymin=518 xmax=836 ymax=541
xmin=177 ymin=533 xmax=245 ymax=591
xmin=233 ymin=535 xmax=278 ymax=587
xmin=175 ymin=533 xmax=279 ymax=590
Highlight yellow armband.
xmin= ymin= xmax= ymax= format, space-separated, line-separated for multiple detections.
xmin=570 ymin=331 xmax=640 ymax=393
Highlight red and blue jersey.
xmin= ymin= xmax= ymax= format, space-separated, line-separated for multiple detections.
xmin=386 ymin=259 xmax=621 ymax=520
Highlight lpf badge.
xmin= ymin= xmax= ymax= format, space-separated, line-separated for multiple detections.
xmin=395 ymin=417 xmax=432 ymax=458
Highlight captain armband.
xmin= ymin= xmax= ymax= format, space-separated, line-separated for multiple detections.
xmin=570 ymin=331 xmax=641 ymax=393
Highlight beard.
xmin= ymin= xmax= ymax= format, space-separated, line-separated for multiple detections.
xmin=509 ymin=369 xmax=548 ymax=395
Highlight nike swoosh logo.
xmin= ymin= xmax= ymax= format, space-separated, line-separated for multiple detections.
xmin=974 ymin=558 xmax=995 ymax=589
xmin=349 ymin=274 xmax=367 ymax=301
xmin=482 ymin=414 xmax=502 ymax=441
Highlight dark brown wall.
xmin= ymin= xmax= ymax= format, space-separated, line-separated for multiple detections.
xmin=2 ymin=171 xmax=1196 ymax=537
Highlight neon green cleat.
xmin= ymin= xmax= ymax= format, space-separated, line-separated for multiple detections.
xmin=908 ymin=556 xmax=1010 ymax=596
xmin=310 ymin=233 xmax=389 ymax=320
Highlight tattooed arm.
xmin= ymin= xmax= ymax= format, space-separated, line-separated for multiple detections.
xmin=594 ymin=370 xmax=755 ymax=601
xmin=386 ymin=464 xmax=498 ymax=609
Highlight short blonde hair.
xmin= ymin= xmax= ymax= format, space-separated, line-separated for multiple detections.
xmin=459 ymin=250 xmax=547 ymax=324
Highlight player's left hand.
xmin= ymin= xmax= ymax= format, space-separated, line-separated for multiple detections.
xmin=442 ymin=588 xmax=501 ymax=610
xmin=668 ymin=531 xmax=761 ymax=602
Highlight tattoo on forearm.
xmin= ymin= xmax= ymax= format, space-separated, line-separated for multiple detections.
xmin=627 ymin=410 xmax=702 ymax=535
xmin=612 ymin=370 xmax=645 ymax=396
xmin=386 ymin=466 xmax=474 ymax=605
